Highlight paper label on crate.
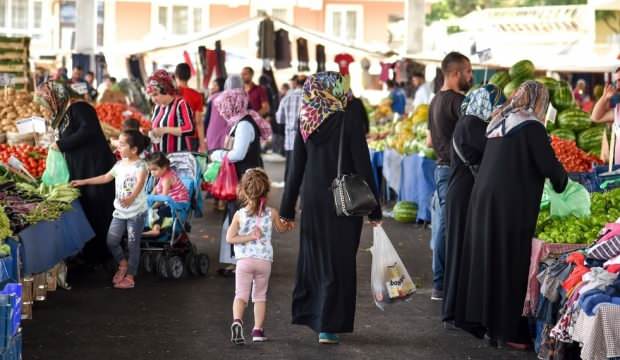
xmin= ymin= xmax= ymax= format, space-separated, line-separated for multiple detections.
xmin=0 ymin=73 xmax=15 ymax=86
xmin=16 ymin=117 xmax=46 ymax=134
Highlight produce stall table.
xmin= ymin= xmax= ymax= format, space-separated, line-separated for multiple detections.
xmin=523 ymin=238 xmax=588 ymax=317
xmin=382 ymin=149 xmax=403 ymax=196
xmin=398 ymin=154 xmax=436 ymax=222
xmin=17 ymin=201 xmax=93 ymax=274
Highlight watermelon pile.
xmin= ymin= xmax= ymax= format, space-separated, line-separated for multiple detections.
xmin=488 ymin=60 xmax=544 ymax=100
xmin=551 ymin=107 xmax=604 ymax=157
xmin=393 ymin=201 xmax=417 ymax=223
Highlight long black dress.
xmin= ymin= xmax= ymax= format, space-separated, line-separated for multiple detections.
xmin=442 ymin=115 xmax=487 ymax=322
xmin=57 ymin=102 xmax=116 ymax=264
xmin=454 ymin=122 xmax=567 ymax=343
xmin=280 ymin=110 xmax=381 ymax=333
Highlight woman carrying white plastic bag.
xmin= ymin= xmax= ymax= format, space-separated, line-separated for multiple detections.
xmin=371 ymin=225 xmax=416 ymax=310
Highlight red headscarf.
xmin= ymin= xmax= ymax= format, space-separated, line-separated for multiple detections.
xmin=147 ymin=70 xmax=177 ymax=96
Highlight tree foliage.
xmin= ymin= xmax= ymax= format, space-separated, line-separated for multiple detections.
xmin=426 ymin=0 xmax=587 ymax=24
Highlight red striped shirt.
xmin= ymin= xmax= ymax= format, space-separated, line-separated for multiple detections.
xmin=151 ymin=96 xmax=195 ymax=153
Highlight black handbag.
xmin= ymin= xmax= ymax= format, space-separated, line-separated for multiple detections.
xmin=331 ymin=116 xmax=378 ymax=216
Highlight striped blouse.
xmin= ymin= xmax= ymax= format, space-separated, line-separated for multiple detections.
xmin=155 ymin=169 xmax=190 ymax=203
xmin=151 ymin=96 xmax=195 ymax=153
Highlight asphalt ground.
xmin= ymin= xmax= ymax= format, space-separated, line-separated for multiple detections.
xmin=23 ymin=160 xmax=536 ymax=360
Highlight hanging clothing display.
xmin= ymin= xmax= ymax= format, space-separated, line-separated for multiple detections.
xmin=94 ymin=54 xmax=107 ymax=85
xmin=199 ymin=47 xmax=220 ymax=89
xmin=380 ymin=62 xmax=394 ymax=82
xmin=72 ymin=53 xmax=91 ymax=74
xmin=257 ymin=18 xmax=276 ymax=59
xmin=127 ymin=55 xmax=146 ymax=85
xmin=215 ymin=40 xmax=227 ymax=79
xmin=360 ymin=58 xmax=371 ymax=89
xmin=183 ymin=50 xmax=196 ymax=76
xmin=316 ymin=45 xmax=326 ymax=73
xmin=334 ymin=53 xmax=354 ymax=76
xmin=274 ymin=29 xmax=292 ymax=69
xmin=297 ymin=38 xmax=310 ymax=72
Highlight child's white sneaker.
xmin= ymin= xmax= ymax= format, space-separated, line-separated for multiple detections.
xmin=230 ymin=320 xmax=245 ymax=345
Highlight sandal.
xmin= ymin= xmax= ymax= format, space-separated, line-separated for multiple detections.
xmin=114 ymin=277 xmax=135 ymax=289
xmin=112 ymin=265 xmax=128 ymax=285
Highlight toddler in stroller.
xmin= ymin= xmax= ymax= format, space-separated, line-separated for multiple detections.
xmin=143 ymin=152 xmax=190 ymax=237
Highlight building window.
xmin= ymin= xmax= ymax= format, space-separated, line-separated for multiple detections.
xmin=158 ymin=6 xmax=167 ymax=30
xmin=11 ymin=0 xmax=27 ymax=29
xmin=172 ymin=5 xmax=188 ymax=35
xmin=326 ymin=5 xmax=363 ymax=43
xmin=0 ymin=0 xmax=5 ymax=28
xmin=33 ymin=0 xmax=41 ymax=29
xmin=96 ymin=0 xmax=104 ymax=47
xmin=193 ymin=8 xmax=202 ymax=32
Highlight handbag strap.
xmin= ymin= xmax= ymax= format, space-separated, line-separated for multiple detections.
xmin=337 ymin=115 xmax=345 ymax=178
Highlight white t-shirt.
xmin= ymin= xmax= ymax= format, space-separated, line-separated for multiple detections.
xmin=234 ymin=207 xmax=273 ymax=262
xmin=413 ymin=82 xmax=433 ymax=109
xmin=108 ymin=159 xmax=148 ymax=219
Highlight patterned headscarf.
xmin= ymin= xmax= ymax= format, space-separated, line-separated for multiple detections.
xmin=460 ymin=84 xmax=505 ymax=122
xmin=299 ymin=72 xmax=352 ymax=142
xmin=486 ymin=80 xmax=549 ymax=138
xmin=224 ymin=74 xmax=243 ymax=90
xmin=214 ymin=89 xmax=272 ymax=141
xmin=146 ymin=70 xmax=177 ymax=96
xmin=35 ymin=81 xmax=77 ymax=129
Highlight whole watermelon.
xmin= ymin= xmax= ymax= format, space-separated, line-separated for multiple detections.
xmin=503 ymin=79 xmax=522 ymax=99
xmin=510 ymin=60 xmax=535 ymax=81
xmin=550 ymin=128 xmax=576 ymax=141
xmin=393 ymin=201 xmax=417 ymax=223
xmin=557 ymin=108 xmax=591 ymax=132
xmin=536 ymin=77 xmax=558 ymax=98
xmin=577 ymin=126 xmax=605 ymax=152
xmin=489 ymin=71 xmax=511 ymax=90
xmin=551 ymin=81 xmax=575 ymax=111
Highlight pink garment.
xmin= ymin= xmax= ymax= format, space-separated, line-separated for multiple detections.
xmin=614 ymin=105 xmax=620 ymax=165
xmin=235 ymin=258 xmax=272 ymax=303
xmin=155 ymin=169 xmax=189 ymax=203
xmin=380 ymin=62 xmax=393 ymax=82
xmin=206 ymin=93 xmax=229 ymax=151
xmin=599 ymin=223 xmax=620 ymax=243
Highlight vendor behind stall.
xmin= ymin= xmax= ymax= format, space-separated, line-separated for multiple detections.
xmin=36 ymin=81 xmax=116 ymax=265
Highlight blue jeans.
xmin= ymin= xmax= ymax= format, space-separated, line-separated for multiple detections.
xmin=430 ymin=165 xmax=451 ymax=291
xmin=107 ymin=213 xmax=146 ymax=276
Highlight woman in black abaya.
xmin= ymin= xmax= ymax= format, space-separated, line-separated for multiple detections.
xmin=280 ymin=72 xmax=381 ymax=344
xmin=37 ymin=81 xmax=116 ymax=265
xmin=442 ymin=84 xmax=504 ymax=323
xmin=454 ymin=81 xmax=568 ymax=349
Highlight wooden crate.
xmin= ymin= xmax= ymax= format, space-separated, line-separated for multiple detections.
xmin=33 ymin=273 xmax=47 ymax=301
xmin=46 ymin=265 xmax=58 ymax=292
xmin=20 ymin=276 xmax=33 ymax=320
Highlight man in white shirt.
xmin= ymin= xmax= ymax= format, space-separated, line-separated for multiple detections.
xmin=412 ymin=72 xmax=433 ymax=108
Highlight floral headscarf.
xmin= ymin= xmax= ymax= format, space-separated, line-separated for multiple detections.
xmin=460 ymin=84 xmax=505 ymax=122
xmin=146 ymin=70 xmax=177 ymax=96
xmin=299 ymin=72 xmax=352 ymax=142
xmin=214 ymin=89 xmax=271 ymax=141
xmin=486 ymin=80 xmax=549 ymax=138
xmin=35 ymin=81 xmax=78 ymax=129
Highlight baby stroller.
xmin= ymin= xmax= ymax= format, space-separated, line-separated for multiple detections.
xmin=140 ymin=152 xmax=210 ymax=280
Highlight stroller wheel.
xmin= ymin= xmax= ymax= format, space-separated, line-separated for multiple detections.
xmin=157 ymin=255 xmax=169 ymax=279
xmin=197 ymin=254 xmax=210 ymax=276
xmin=167 ymin=256 xmax=185 ymax=280
xmin=143 ymin=253 xmax=154 ymax=273
xmin=185 ymin=253 xmax=199 ymax=276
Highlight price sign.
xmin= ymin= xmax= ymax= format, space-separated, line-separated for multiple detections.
xmin=16 ymin=117 xmax=47 ymax=134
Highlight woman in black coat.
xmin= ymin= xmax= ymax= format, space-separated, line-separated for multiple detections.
xmin=454 ymin=81 xmax=568 ymax=349
xmin=37 ymin=81 xmax=116 ymax=265
xmin=443 ymin=85 xmax=504 ymax=323
xmin=280 ymin=72 xmax=382 ymax=344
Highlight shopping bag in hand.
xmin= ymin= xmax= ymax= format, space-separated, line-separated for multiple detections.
xmin=370 ymin=225 xmax=416 ymax=310
xmin=203 ymin=161 xmax=221 ymax=183
xmin=546 ymin=179 xmax=591 ymax=218
xmin=210 ymin=156 xmax=238 ymax=201
xmin=42 ymin=148 xmax=70 ymax=185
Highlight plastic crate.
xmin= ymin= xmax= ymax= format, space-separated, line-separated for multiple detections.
xmin=0 ymin=284 xmax=21 ymax=352
xmin=0 ymin=333 xmax=21 ymax=360
xmin=568 ymin=172 xmax=599 ymax=193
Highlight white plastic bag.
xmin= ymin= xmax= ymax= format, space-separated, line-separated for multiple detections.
xmin=370 ymin=225 xmax=416 ymax=310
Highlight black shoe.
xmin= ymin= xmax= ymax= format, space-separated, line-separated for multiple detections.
xmin=431 ymin=288 xmax=444 ymax=301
